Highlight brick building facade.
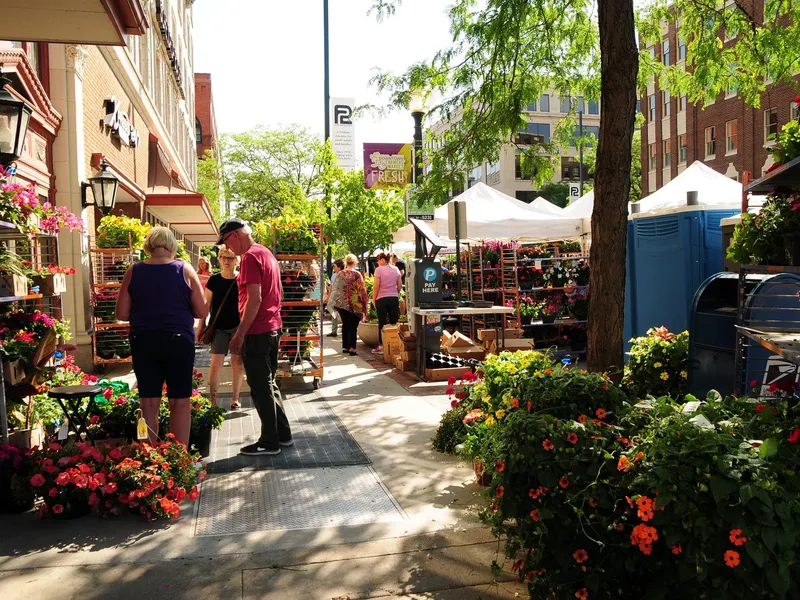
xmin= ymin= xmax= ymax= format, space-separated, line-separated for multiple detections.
xmin=640 ymin=2 xmax=800 ymax=197
xmin=194 ymin=73 xmax=218 ymax=158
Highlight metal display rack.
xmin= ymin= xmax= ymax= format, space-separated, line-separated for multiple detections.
xmin=274 ymin=225 xmax=325 ymax=389
xmin=89 ymin=243 xmax=138 ymax=366
xmin=0 ymin=222 xmax=64 ymax=444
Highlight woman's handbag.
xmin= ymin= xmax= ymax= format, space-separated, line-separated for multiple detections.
xmin=198 ymin=280 xmax=236 ymax=345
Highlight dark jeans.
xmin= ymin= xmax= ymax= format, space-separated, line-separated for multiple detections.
xmin=337 ymin=308 xmax=361 ymax=350
xmin=241 ymin=331 xmax=292 ymax=449
xmin=376 ymin=296 xmax=400 ymax=344
xmin=130 ymin=330 xmax=195 ymax=398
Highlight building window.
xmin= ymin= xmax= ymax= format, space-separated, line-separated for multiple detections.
xmin=649 ymin=143 xmax=657 ymax=171
xmin=515 ymin=155 xmax=524 ymax=179
xmin=764 ymin=108 xmax=779 ymax=143
xmin=679 ymin=95 xmax=687 ymax=113
xmin=647 ymin=46 xmax=656 ymax=60
xmin=540 ymin=94 xmax=550 ymax=112
xmin=662 ymin=38 xmax=671 ymax=66
xmin=792 ymin=101 xmax=800 ymax=122
xmin=679 ymin=134 xmax=687 ymax=163
xmin=487 ymin=160 xmax=500 ymax=175
xmin=468 ymin=165 xmax=482 ymax=187
xmin=560 ymin=96 xmax=572 ymax=113
xmin=195 ymin=118 xmax=202 ymax=145
xmin=576 ymin=96 xmax=586 ymax=113
xmin=726 ymin=119 xmax=738 ymax=154
xmin=587 ymin=99 xmax=599 ymax=115
xmin=648 ymin=95 xmax=656 ymax=121
xmin=561 ymin=157 xmax=582 ymax=180
xmin=705 ymin=126 xmax=716 ymax=158
xmin=678 ymin=37 xmax=687 ymax=61
xmin=522 ymin=122 xmax=551 ymax=144
xmin=663 ymin=139 xmax=672 ymax=167
xmin=583 ymin=125 xmax=600 ymax=146
xmin=662 ymin=92 xmax=671 ymax=118
xmin=527 ymin=100 xmax=537 ymax=112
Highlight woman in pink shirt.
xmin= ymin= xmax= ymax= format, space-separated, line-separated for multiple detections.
xmin=371 ymin=252 xmax=402 ymax=354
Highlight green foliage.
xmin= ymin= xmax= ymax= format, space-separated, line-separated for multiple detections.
xmin=624 ymin=326 xmax=689 ymax=400
xmin=190 ymin=395 xmax=226 ymax=434
xmin=630 ymin=128 xmax=642 ymax=203
xmin=252 ymin=216 xmax=320 ymax=255
xmin=770 ymin=120 xmax=800 ymax=166
xmin=536 ymin=182 xmax=570 ymax=208
xmin=96 ymin=215 xmax=151 ymax=250
xmin=328 ymin=169 xmax=405 ymax=259
xmin=432 ymin=402 xmax=471 ymax=454
xmin=196 ymin=150 xmax=224 ymax=224
xmin=727 ymin=193 xmax=800 ymax=265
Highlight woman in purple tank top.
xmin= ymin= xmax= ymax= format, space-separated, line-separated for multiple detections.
xmin=116 ymin=227 xmax=208 ymax=447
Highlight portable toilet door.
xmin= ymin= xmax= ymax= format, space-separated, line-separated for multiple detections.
xmin=629 ymin=212 xmax=703 ymax=339
xmin=701 ymin=209 xmax=740 ymax=277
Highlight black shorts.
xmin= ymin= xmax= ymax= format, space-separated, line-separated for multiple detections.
xmin=130 ymin=331 xmax=195 ymax=398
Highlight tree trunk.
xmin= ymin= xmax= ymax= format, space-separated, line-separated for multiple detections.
xmin=587 ymin=0 xmax=638 ymax=375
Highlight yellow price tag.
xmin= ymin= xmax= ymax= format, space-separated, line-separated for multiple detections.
xmin=135 ymin=409 xmax=148 ymax=440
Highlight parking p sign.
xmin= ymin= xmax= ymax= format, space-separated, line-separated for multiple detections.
xmin=568 ymin=183 xmax=581 ymax=203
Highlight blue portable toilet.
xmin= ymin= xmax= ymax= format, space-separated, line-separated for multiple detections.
xmin=624 ymin=161 xmax=744 ymax=347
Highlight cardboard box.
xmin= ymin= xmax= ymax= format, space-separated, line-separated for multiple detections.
xmin=477 ymin=328 xmax=524 ymax=342
xmin=425 ymin=366 xmax=468 ymax=382
xmin=394 ymin=355 xmax=414 ymax=372
xmin=447 ymin=347 xmax=486 ymax=361
xmin=400 ymin=330 xmax=415 ymax=341
xmin=384 ymin=339 xmax=402 ymax=364
xmin=398 ymin=323 xmax=410 ymax=333
xmin=400 ymin=349 xmax=416 ymax=362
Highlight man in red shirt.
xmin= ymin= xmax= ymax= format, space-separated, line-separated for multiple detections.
xmin=218 ymin=218 xmax=293 ymax=456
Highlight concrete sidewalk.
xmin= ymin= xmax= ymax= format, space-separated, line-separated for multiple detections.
xmin=0 ymin=335 xmax=526 ymax=599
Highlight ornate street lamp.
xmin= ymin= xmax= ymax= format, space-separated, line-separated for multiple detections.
xmin=81 ymin=159 xmax=119 ymax=216
xmin=0 ymin=69 xmax=32 ymax=167
xmin=409 ymin=91 xmax=428 ymax=185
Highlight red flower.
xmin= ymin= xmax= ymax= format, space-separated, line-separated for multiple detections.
xmin=90 ymin=415 xmax=100 ymax=425
xmin=724 ymin=549 xmax=740 ymax=568
xmin=573 ymin=549 xmax=588 ymax=564
xmin=495 ymin=485 xmax=504 ymax=498
xmin=756 ymin=404 xmax=766 ymax=412
xmin=511 ymin=398 xmax=519 ymax=409
xmin=527 ymin=400 xmax=532 ymax=412
xmin=55 ymin=472 xmax=70 ymax=486
xmin=794 ymin=95 xmax=800 ymax=105
xmin=445 ymin=387 xmax=455 ymax=396
xmin=496 ymin=459 xmax=505 ymax=472
xmin=52 ymin=504 xmax=64 ymax=514
xmin=529 ymin=488 xmax=540 ymax=500
xmin=671 ymin=544 xmax=682 ymax=555
xmin=30 ymin=474 xmax=45 ymax=487
xmin=789 ymin=428 xmax=800 ymax=444
xmin=530 ymin=509 xmax=541 ymax=521
xmin=542 ymin=439 xmax=554 ymax=451
xmin=103 ymin=482 xmax=118 ymax=494
xmin=188 ymin=487 xmax=199 ymax=501
xmin=491 ymin=503 xmax=499 ymax=512
xmin=447 ymin=376 xmax=456 ymax=386
xmin=567 ymin=432 xmax=579 ymax=445
xmin=88 ymin=493 xmax=99 ymax=506
xmin=750 ymin=379 xmax=758 ymax=387
xmin=450 ymin=400 xmax=459 ymax=408
xmin=109 ymin=448 xmax=123 ymax=460
xmin=102 ymin=388 xmax=113 ymax=400
xmin=578 ymin=414 xmax=587 ymax=424
xmin=575 ymin=589 xmax=588 ymax=600
xmin=595 ymin=408 xmax=607 ymax=419
xmin=559 ymin=477 xmax=570 ymax=489
xmin=729 ymin=528 xmax=747 ymax=546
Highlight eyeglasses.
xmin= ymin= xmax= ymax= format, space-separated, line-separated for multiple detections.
xmin=219 ymin=230 xmax=237 ymax=246
xmin=220 ymin=256 xmax=235 ymax=261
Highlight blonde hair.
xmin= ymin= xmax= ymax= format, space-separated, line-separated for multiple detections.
xmin=218 ymin=246 xmax=239 ymax=266
xmin=143 ymin=226 xmax=179 ymax=257
xmin=344 ymin=253 xmax=358 ymax=267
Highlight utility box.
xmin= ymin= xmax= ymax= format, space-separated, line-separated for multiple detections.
xmin=412 ymin=258 xmax=443 ymax=304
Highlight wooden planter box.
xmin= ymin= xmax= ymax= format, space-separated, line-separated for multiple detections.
xmin=2 ymin=359 xmax=26 ymax=385
xmin=8 ymin=426 xmax=44 ymax=450
xmin=31 ymin=273 xmax=67 ymax=295
xmin=0 ymin=273 xmax=28 ymax=297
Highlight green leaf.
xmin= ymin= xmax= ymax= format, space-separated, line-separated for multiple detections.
xmin=709 ymin=475 xmax=737 ymax=503
xmin=762 ymin=527 xmax=777 ymax=552
xmin=746 ymin=542 xmax=765 ymax=568
xmin=739 ymin=484 xmax=755 ymax=505
xmin=759 ymin=437 xmax=779 ymax=459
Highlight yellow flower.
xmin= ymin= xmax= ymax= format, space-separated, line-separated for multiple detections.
xmin=660 ymin=372 xmax=669 ymax=381
xmin=680 ymin=371 xmax=688 ymax=379
xmin=496 ymin=409 xmax=506 ymax=420
xmin=520 ymin=359 xmax=531 ymax=368
xmin=485 ymin=416 xmax=496 ymax=426
xmin=507 ymin=365 xmax=518 ymax=374
xmin=653 ymin=362 xmax=663 ymax=368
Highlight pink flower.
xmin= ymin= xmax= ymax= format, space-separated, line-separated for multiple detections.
xmin=30 ymin=474 xmax=45 ymax=487
xmin=88 ymin=493 xmax=99 ymax=506
xmin=90 ymin=415 xmax=100 ymax=425
xmin=789 ymin=428 xmax=800 ymax=444
xmin=52 ymin=504 xmax=64 ymax=514
xmin=102 ymin=388 xmax=113 ymax=400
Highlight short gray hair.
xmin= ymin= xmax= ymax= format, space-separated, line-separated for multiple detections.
xmin=143 ymin=226 xmax=178 ymax=257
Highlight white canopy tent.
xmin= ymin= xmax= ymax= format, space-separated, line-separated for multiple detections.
xmin=392 ymin=183 xmax=584 ymax=243
xmin=528 ymin=196 xmax=565 ymax=215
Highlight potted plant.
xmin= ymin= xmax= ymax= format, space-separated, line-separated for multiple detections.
xmin=27 ymin=264 xmax=74 ymax=295
xmin=518 ymin=296 xmax=539 ymax=325
xmin=357 ymin=275 xmax=380 ymax=346
xmin=187 ymin=393 xmax=225 ymax=457
xmin=0 ymin=247 xmax=29 ymax=297
xmin=96 ymin=215 xmax=151 ymax=250
xmin=540 ymin=301 xmax=563 ymax=324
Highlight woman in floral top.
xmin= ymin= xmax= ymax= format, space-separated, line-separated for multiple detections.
xmin=329 ymin=253 xmax=369 ymax=356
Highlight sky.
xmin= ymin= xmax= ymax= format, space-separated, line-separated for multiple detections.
xmin=192 ymin=0 xmax=454 ymax=154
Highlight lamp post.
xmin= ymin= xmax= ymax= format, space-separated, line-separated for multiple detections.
xmin=0 ymin=69 xmax=32 ymax=168
xmin=409 ymin=93 xmax=426 ymax=261
xmin=81 ymin=159 xmax=120 ymax=216
xmin=578 ymin=110 xmax=584 ymax=196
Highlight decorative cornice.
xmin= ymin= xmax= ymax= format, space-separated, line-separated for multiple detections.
xmin=66 ymin=44 xmax=89 ymax=81
xmin=0 ymin=49 xmax=62 ymax=134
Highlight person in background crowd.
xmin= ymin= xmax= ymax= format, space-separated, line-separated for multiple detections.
xmin=391 ymin=253 xmax=406 ymax=285
xmin=329 ymin=254 xmax=368 ymax=356
xmin=201 ymin=246 xmax=244 ymax=410
xmin=324 ymin=259 xmax=343 ymax=338
xmin=309 ymin=259 xmax=322 ymax=305
xmin=371 ymin=252 xmax=402 ymax=354
xmin=197 ymin=256 xmax=212 ymax=289
xmin=219 ymin=218 xmax=293 ymax=456
xmin=116 ymin=226 xmax=208 ymax=446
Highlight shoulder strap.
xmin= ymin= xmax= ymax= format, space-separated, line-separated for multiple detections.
xmin=206 ymin=278 xmax=236 ymax=330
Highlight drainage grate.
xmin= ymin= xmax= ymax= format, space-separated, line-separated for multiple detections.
xmin=205 ymin=392 xmax=370 ymax=473
xmin=194 ymin=466 xmax=405 ymax=536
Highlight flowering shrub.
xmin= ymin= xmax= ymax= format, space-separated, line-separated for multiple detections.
xmin=623 ymin=326 xmax=689 ymax=400
xmin=188 ymin=393 xmax=225 ymax=437
xmin=0 ymin=171 xmax=83 ymax=235
xmin=0 ymin=444 xmax=32 ymax=512
xmin=727 ymin=192 xmax=800 ymax=265
xmin=96 ymin=215 xmax=151 ymax=250
xmin=253 ymin=216 xmax=319 ymax=255
xmin=0 ymin=310 xmax=71 ymax=363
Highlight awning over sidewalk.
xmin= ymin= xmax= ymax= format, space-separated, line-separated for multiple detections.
xmin=0 ymin=0 xmax=148 ymax=46
xmin=145 ymin=194 xmax=219 ymax=245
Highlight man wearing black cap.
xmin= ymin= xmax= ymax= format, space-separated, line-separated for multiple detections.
xmin=217 ymin=218 xmax=293 ymax=455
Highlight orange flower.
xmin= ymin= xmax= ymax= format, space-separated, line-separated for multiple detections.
xmin=559 ymin=477 xmax=570 ymax=489
xmin=567 ymin=432 xmax=579 ymax=444
xmin=542 ymin=439 xmax=554 ymax=451
xmin=724 ymin=550 xmax=740 ymax=568
xmin=573 ymin=549 xmax=588 ymax=563
xmin=495 ymin=485 xmax=505 ymax=498
xmin=529 ymin=488 xmax=540 ymax=500
xmin=578 ymin=414 xmax=587 ymax=424
xmin=596 ymin=408 xmax=607 ymax=419
xmin=527 ymin=400 xmax=532 ymax=412
xmin=496 ymin=459 xmax=505 ymax=473
xmin=530 ymin=509 xmax=541 ymax=521
xmin=633 ymin=451 xmax=645 ymax=463
xmin=729 ymin=529 xmax=747 ymax=546
xmin=631 ymin=523 xmax=659 ymax=554
xmin=617 ymin=436 xmax=632 ymax=447
xmin=575 ymin=588 xmax=588 ymax=600
xmin=617 ymin=456 xmax=631 ymax=472
xmin=602 ymin=383 xmax=609 ymax=390
xmin=511 ymin=398 xmax=520 ymax=408
xmin=671 ymin=544 xmax=682 ymax=555
xmin=544 ymin=369 xmax=553 ymax=375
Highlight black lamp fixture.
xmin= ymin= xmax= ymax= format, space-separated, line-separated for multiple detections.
xmin=81 ymin=158 xmax=119 ymax=215
xmin=409 ymin=91 xmax=427 ymax=186
xmin=0 ymin=68 xmax=33 ymax=167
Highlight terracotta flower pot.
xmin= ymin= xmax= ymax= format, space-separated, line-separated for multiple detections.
xmin=357 ymin=322 xmax=380 ymax=347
